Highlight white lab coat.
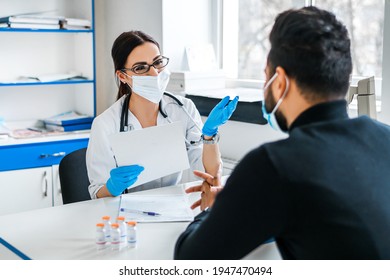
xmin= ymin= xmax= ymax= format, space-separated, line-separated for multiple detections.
xmin=86 ymin=93 xmax=205 ymax=199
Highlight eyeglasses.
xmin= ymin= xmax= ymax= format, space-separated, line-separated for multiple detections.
xmin=122 ymin=56 xmax=169 ymax=74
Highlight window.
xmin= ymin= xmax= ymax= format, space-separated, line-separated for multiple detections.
xmin=222 ymin=0 xmax=385 ymax=91
xmin=314 ymin=0 xmax=384 ymax=79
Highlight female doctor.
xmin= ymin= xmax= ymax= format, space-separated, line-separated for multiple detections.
xmin=86 ymin=30 xmax=238 ymax=199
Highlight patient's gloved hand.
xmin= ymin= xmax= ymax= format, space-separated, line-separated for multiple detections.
xmin=202 ymin=96 xmax=239 ymax=136
xmin=106 ymin=165 xmax=144 ymax=196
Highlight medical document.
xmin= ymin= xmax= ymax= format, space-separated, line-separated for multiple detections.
xmin=118 ymin=194 xmax=194 ymax=223
xmin=108 ymin=122 xmax=190 ymax=188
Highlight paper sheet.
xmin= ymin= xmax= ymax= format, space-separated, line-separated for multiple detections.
xmin=108 ymin=122 xmax=190 ymax=188
xmin=118 ymin=194 xmax=194 ymax=223
xmin=185 ymin=43 xmax=218 ymax=71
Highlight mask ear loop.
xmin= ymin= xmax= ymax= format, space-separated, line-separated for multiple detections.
xmin=271 ymin=75 xmax=290 ymax=114
xmin=262 ymin=73 xmax=278 ymax=114
xmin=264 ymin=72 xmax=278 ymax=90
xmin=118 ymin=71 xmax=134 ymax=90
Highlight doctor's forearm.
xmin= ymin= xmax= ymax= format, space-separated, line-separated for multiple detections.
xmin=202 ymin=143 xmax=222 ymax=182
xmin=96 ymin=185 xmax=113 ymax=198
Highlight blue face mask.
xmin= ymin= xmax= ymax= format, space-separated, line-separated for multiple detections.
xmin=261 ymin=73 xmax=289 ymax=132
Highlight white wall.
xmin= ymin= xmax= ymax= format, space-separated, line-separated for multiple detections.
xmin=94 ymin=0 xmax=214 ymax=114
xmin=161 ymin=0 xmax=213 ymax=71
xmin=94 ymin=0 xmax=163 ymax=115
xmin=380 ymin=0 xmax=390 ymax=124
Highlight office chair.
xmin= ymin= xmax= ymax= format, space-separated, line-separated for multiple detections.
xmin=59 ymin=148 xmax=91 ymax=204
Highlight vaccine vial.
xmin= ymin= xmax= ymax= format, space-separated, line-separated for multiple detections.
xmin=110 ymin=223 xmax=121 ymax=250
xmin=95 ymin=223 xmax=106 ymax=250
xmin=102 ymin=216 xmax=111 ymax=241
xmin=127 ymin=221 xmax=137 ymax=248
xmin=116 ymin=216 xmax=127 ymax=244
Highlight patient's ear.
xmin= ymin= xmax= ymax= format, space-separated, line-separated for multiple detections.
xmin=273 ymin=66 xmax=289 ymax=99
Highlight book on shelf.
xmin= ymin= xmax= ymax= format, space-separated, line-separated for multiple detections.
xmin=0 ymin=14 xmax=92 ymax=31
xmin=9 ymin=128 xmax=89 ymax=139
xmin=9 ymin=129 xmax=63 ymax=139
xmin=45 ymin=122 xmax=92 ymax=132
xmin=0 ymin=73 xmax=88 ymax=84
xmin=43 ymin=111 xmax=94 ymax=126
xmin=61 ymin=23 xmax=91 ymax=30
xmin=20 ymin=72 xmax=87 ymax=83
xmin=6 ymin=22 xmax=60 ymax=30
xmin=0 ymin=14 xmax=62 ymax=25
xmin=65 ymin=18 xmax=91 ymax=26
xmin=60 ymin=17 xmax=91 ymax=30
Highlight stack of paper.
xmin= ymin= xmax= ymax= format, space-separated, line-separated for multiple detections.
xmin=61 ymin=18 xmax=91 ymax=30
xmin=20 ymin=72 xmax=87 ymax=83
xmin=43 ymin=111 xmax=93 ymax=132
xmin=0 ymin=13 xmax=91 ymax=31
xmin=0 ymin=14 xmax=61 ymax=29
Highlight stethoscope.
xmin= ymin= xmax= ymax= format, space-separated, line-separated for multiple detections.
xmin=119 ymin=92 xmax=202 ymax=145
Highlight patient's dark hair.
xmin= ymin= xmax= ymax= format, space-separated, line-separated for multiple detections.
xmin=111 ymin=30 xmax=160 ymax=100
xmin=268 ymin=6 xmax=352 ymax=101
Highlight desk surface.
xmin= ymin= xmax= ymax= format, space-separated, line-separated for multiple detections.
xmin=0 ymin=182 xmax=281 ymax=260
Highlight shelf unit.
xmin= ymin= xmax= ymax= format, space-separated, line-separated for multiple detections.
xmin=0 ymin=0 xmax=96 ymax=215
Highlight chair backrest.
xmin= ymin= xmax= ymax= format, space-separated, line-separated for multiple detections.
xmin=59 ymin=148 xmax=91 ymax=204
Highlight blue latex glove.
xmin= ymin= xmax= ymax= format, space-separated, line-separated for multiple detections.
xmin=202 ymin=96 xmax=239 ymax=136
xmin=106 ymin=165 xmax=144 ymax=196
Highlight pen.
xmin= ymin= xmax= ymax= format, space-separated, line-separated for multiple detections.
xmin=120 ymin=208 xmax=161 ymax=216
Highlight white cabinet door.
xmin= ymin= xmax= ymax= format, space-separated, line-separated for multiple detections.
xmin=0 ymin=167 xmax=53 ymax=215
xmin=52 ymin=165 xmax=63 ymax=206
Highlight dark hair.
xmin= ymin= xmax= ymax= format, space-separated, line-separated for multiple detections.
xmin=268 ymin=6 xmax=352 ymax=101
xmin=111 ymin=30 xmax=160 ymax=100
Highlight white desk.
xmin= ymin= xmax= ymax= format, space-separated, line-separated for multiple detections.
xmin=0 ymin=181 xmax=281 ymax=260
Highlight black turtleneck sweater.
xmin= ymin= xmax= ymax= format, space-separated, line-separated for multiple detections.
xmin=174 ymin=100 xmax=390 ymax=259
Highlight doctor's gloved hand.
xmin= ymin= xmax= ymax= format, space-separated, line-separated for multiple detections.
xmin=106 ymin=165 xmax=144 ymax=197
xmin=202 ymin=96 xmax=239 ymax=136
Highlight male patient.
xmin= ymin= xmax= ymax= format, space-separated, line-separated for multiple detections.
xmin=174 ymin=6 xmax=390 ymax=259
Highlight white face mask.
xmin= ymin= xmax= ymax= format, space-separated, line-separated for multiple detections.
xmin=261 ymin=72 xmax=289 ymax=132
xmin=122 ymin=69 xmax=171 ymax=104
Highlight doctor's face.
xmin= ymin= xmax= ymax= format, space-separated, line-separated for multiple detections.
xmin=127 ymin=42 xmax=161 ymax=75
xmin=119 ymin=42 xmax=165 ymax=87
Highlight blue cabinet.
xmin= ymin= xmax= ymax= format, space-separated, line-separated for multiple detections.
xmin=0 ymin=138 xmax=89 ymax=172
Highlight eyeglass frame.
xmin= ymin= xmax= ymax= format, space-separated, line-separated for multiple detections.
xmin=121 ymin=56 xmax=170 ymax=75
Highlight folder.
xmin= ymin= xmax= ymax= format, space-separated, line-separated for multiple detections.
xmin=45 ymin=122 xmax=92 ymax=132
xmin=0 ymin=15 xmax=61 ymax=25
xmin=60 ymin=17 xmax=91 ymax=30
xmin=43 ymin=111 xmax=93 ymax=126
xmin=6 ymin=22 xmax=60 ymax=29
